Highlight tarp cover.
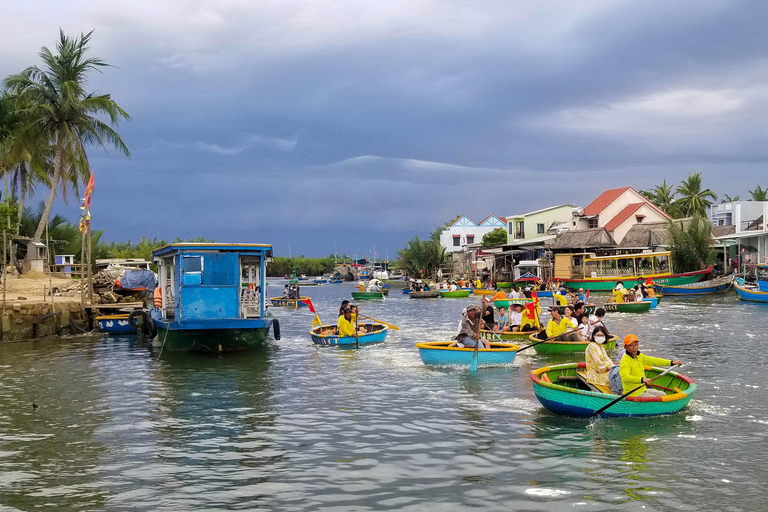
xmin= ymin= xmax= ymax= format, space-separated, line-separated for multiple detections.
xmin=120 ymin=269 xmax=157 ymax=290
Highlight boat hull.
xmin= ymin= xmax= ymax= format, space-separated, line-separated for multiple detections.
xmin=480 ymin=329 xmax=538 ymax=341
xmin=530 ymin=362 xmax=696 ymax=418
xmin=270 ymin=296 xmax=310 ymax=307
xmin=734 ymin=282 xmax=768 ymax=303
xmin=528 ymin=334 xmax=618 ymax=354
xmin=402 ymin=289 xmax=412 ymax=294
xmin=562 ymin=266 xmax=712 ymax=292
xmin=472 ymin=289 xmax=495 ymax=296
xmin=309 ymin=323 xmax=388 ymax=345
xmin=601 ymin=302 xmax=651 ymax=313
xmin=96 ymin=314 xmax=136 ymax=334
xmin=439 ymin=290 xmax=471 ymax=298
xmin=154 ymin=319 xmax=274 ymax=352
xmin=416 ymin=341 xmax=519 ymax=366
xmin=496 ymin=282 xmax=513 ymax=289
xmin=409 ymin=290 xmax=440 ymax=298
xmin=492 ymin=298 xmax=533 ymax=308
xmin=643 ymin=297 xmax=658 ymax=308
xmin=557 ymin=304 xmax=596 ymax=315
xmin=654 ymin=277 xmax=732 ymax=295
xmin=351 ymin=291 xmax=384 ymax=299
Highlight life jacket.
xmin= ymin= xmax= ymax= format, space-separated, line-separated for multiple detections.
xmin=153 ymin=287 xmax=162 ymax=308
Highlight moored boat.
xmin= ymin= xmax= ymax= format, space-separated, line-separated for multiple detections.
xmin=96 ymin=314 xmax=136 ymax=334
xmin=313 ymin=278 xmax=328 ymax=284
xmin=527 ymin=333 xmax=618 ymax=354
xmin=653 ymin=274 xmax=733 ymax=295
xmin=270 ymin=296 xmax=311 ymax=307
xmin=309 ymin=323 xmax=388 ymax=345
xmin=416 ymin=341 xmax=520 ymax=366
xmin=601 ymin=301 xmax=651 ymax=313
xmin=439 ymin=290 xmax=471 ymax=298
xmin=409 ymin=290 xmax=440 ymax=298
xmin=351 ymin=291 xmax=384 ymax=300
xmin=734 ymin=266 xmax=768 ymax=303
xmin=329 ymin=279 xmax=343 ymax=284
xmin=530 ymin=362 xmax=696 ymax=418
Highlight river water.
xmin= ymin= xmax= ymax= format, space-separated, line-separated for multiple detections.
xmin=0 ymin=282 xmax=766 ymax=511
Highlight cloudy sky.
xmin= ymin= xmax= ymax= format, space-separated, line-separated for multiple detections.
xmin=2 ymin=0 xmax=766 ymax=258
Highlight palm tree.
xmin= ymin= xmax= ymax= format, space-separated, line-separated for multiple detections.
xmin=668 ymin=216 xmax=715 ymax=273
xmin=721 ymin=194 xmax=740 ymax=203
xmin=4 ymin=29 xmax=130 ymax=242
xmin=643 ymin=180 xmax=680 ymax=217
xmin=749 ymin=185 xmax=767 ymax=201
xmin=674 ymin=172 xmax=717 ymax=217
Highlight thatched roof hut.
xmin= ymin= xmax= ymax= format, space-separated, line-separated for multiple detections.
xmin=549 ymin=228 xmax=615 ymax=250
xmin=618 ymin=221 xmax=672 ymax=249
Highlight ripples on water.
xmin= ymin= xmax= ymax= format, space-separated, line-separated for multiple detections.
xmin=0 ymin=284 xmax=767 ymax=511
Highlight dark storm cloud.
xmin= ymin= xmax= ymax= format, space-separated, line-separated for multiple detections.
xmin=2 ymin=1 xmax=767 ymax=255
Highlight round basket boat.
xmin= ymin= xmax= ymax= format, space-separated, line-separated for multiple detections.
xmin=309 ymin=323 xmax=388 ymax=345
xmin=602 ymin=301 xmax=651 ymax=313
xmin=409 ymin=290 xmax=440 ymax=298
xmin=527 ymin=333 xmax=618 ymax=354
xmin=530 ymin=362 xmax=697 ymax=418
xmin=480 ymin=329 xmax=539 ymax=341
xmin=496 ymin=282 xmax=513 ymax=289
xmin=472 ymin=289 xmax=495 ymax=296
xmin=493 ymin=298 xmax=533 ymax=308
xmin=439 ymin=290 xmax=471 ymax=298
xmin=96 ymin=314 xmax=136 ymax=334
xmin=557 ymin=303 xmax=597 ymax=314
xmin=643 ymin=297 xmax=658 ymax=308
xmin=270 ymin=296 xmax=310 ymax=307
xmin=351 ymin=291 xmax=384 ymax=300
xmin=416 ymin=341 xmax=520 ymax=366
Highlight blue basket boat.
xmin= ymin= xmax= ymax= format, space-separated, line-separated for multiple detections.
xmin=642 ymin=297 xmax=658 ymax=308
xmin=530 ymin=362 xmax=696 ymax=418
xmin=96 ymin=314 xmax=137 ymax=334
xmin=309 ymin=323 xmax=388 ymax=345
xmin=416 ymin=341 xmax=519 ymax=366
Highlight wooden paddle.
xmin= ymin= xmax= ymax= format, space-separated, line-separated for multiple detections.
xmin=354 ymin=306 xmax=360 ymax=349
xmin=359 ymin=315 xmax=399 ymax=330
xmin=590 ymin=364 xmax=680 ymax=418
xmin=515 ymin=330 xmax=563 ymax=353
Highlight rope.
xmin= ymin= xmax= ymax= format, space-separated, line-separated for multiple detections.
xmin=156 ymin=325 xmax=170 ymax=361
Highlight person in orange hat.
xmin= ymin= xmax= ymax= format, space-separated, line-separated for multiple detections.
xmin=619 ymin=334 xmax=682 ymax=397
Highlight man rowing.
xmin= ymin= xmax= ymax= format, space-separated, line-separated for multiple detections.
xmin=619 ymin=334 xmax=682 ymax=397
xmin=449 ymin=304 xmax=488 ymax=349
xmin=545 ymin=305 xmax=580 ymax=341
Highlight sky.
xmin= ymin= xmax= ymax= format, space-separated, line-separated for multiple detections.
xmin=1 ymin=0 xmax=767 ymax=258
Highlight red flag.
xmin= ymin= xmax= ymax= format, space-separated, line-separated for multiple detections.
xmin=531 ymin=289 xmax=539 ymax=307
xmin=524 ymin=301 xmax=536 ymax=316
xmin=306 ymin=298 xmax=316 ymax=314
xmin=586 ymin=290 xmax=590 ymax=300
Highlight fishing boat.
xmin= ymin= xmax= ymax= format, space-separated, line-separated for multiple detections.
xmin=409 ymin=290 xmax=440 ymax=298
xmin=351 ymin=291 xmax=384 ymax=300
xmin=653 ymin=274 xmax=734 ymax=295
xmin=734 ymin=265 xmax=768 ymax=303
xmin=530 ymin=362 xmax=696 ymax=418
xmin=554 ymin=251 xmax=711 ymax=292
xmin=471 ymin=289 xmax=495 ymax=296
xmin=526 ymin=333 xmax=617 ymax=354
xmin=313 ymin=278 xmax=328 ymax=284
xmin=149 ymin=243 xmax=280 ymax=352
xmin=329 ymin=279 xmax=343 ymax=284
xmin=297 ymin=275 xmax=308 ymax=281
xmin=492 ymin=298 xmax=532 ymax=309
xmin=309 ymin=323 xmax=388 ymax=345
xmin=601 ymin=301 xmax=651 ymax=313
xmin=416 ymin=341 xmax=520 ymax=366
xmin=439 ymin=290 xmax=471 ymax=298
xmin=270 ymin=296 xmax=311 ymax=307
xmin=96 ymin=314 xmax=136 ymax=334
xmin=480 ymin=329 xmax=538 ymax=341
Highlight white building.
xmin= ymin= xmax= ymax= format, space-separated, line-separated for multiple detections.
xmin=710 ymin=201 xmax=768 ymax=271
xmin=439 ymin=215 xmax=507 ymax=253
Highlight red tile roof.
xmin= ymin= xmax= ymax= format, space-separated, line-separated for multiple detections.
xmin=604 ymin=203 xmax=645 ymax=231
xmin=583 ymin=187 xmax=630 ymax=216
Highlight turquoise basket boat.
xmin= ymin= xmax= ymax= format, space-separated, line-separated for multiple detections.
xmin=270 ymin=296 xmax=310 ymax=307
xmin=416 ymin=341 xmax=520 ymax=366
xmin=530 ymin=362 xmax=697 ymax=418
xmin=309 ymin=323 xmax=388 ymax=345
xmin=439 ymin=290 xmax=471 ymax=298
xmin=527 ymin=333 xmax=618 ymax=354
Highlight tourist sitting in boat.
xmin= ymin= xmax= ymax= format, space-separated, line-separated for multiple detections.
xmin=449 ymin=304 xmax=488 ymax=349
xmin=633 ymin=286 xmax=645 ymax=302
xmin=494 ymin=306 xmax=510 ymax=333
xmin=338 ymin=300 xmax=351 ymax=317
xmin=367 ymin=279 xmax=383 ymax=292
xmin=546 ymin=305 xmax=581 ymax=341
xmin=563 ymin=306 xmax=585 ymax=340
xmin=571 ymin=302 xmax=586 ymax=322
xmin=481 ymin=297 xmax=495 ymax=330
xmin=578 ymin=314 xmax=590 ymax=339
xmin=507 ymin=303 xmax=524 ymax=331
xmin=337 ymin=307 xmax=366 ymax=337
xmin=508 ymin=288 xmax=520 ymax=299
xmin=620 ymin=334 xmax=682 ymax=397
xmin=449 ymin=281 xmax=458 ymax=292
xmin=491 ymin=288 xmax=506 ymax=301
xmin=584 ymin=326 xmax=613 ymax=388
xmin=577 ymin=288 xmax=587 ymax=303
xmin=283 ymin=285 xmax=291 ymax=298
xmin=588 ymin=307 xmax=607 ymax=337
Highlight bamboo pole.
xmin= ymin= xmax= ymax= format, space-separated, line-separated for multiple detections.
xmin=2 ymin=229 xmax=6 ymax=341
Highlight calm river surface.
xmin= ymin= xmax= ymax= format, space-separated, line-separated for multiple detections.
xmin=1 ymin=282 xmax=767 ymax=511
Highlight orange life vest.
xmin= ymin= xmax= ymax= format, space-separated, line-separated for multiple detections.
xmin=153 ymin=287 xmax=162 ymax=308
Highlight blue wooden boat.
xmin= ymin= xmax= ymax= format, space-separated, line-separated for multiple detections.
xmin=150 ymin=243 xmax=279 ymax=352
xmin=309 ymin=323 xmax=388 ymax=345
xmin=416 ymin=341 xmax=520 ymax=366
xmin=96 ymin=314 xmax=136 ymax=334
xmin=402 ymin=289 xmax=412 ymax=294
xmin=653 ymin=275 xmax=733 ymax=296
xmin=531 ymin=362 xmax=696 ymax=418
xmin=534 ymin=290 xmax=554 ymax=298
xmin=734 ymin=266 xmax=768 ymax=303
xmin=329 ymin=279 xmax=343 ymax=284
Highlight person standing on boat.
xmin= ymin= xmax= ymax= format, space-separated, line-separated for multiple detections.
xmin=584 ymin=326 xmax=613 ymax=388
xmin=451 ymin=304 xmax=488 ymax=349
xmin=619 ymin=335 xmax=682 ymax=397
xmin=481 ymin=297 xmax=495 ymax=330
xmin=546 ymin=305 xmax=580 ymax=341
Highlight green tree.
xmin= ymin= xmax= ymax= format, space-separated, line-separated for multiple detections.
xmin=4 ymin=29 xmax=130 ymax=242
xmin=749 ymin=185 xmax=767 ymax=201
xmin=668 ymin=216 xmax=715 ymax=273
xmin=721 ymin=194 xmax=740 ymax=203
xmin=397 ymin=235 xmax=448 ymax=278
xmin=482 ymin=228 xmax=507 ymax=247
xmin=674 ymin=172 xmax=717 ymax=217
xmin=642 ymin=180 xmax=680 ymax=217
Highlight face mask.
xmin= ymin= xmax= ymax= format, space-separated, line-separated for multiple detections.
xmin=594 ymin=335 xmax=606 ymax=344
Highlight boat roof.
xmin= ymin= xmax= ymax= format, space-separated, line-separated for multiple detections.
xmin=153 ymin=243 xmax=272 ymax=258
xmin=584 ymin=251 xmax=670 ymax=262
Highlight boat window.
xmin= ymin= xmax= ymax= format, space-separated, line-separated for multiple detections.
xmin=183 ymin=256 xmax=203 ymax=273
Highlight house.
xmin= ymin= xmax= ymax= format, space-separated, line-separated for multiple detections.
xmin=709 ymin=201 xmax=768 ymax=271
xmin=439 ymin=214 xmax=507 ymax=253
xmin=571 ymin=186 xmax=671 ymax=244
xmin=505 ymin=205 xmax=575 ymax=246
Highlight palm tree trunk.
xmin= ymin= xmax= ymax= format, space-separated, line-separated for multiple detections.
xmin=33 ymin=134 xmax=64 ymax=242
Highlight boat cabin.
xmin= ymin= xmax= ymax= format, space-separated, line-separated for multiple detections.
xmin=152 ymin=243 xmax=271 ymax=322
xmin=756 ymin=264 xmax=768 ymax=291
xmin=554 ymin=251 xmax=672 ymax=280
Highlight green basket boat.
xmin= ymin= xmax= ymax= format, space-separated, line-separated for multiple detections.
xmin=492 ymin=298 xmax=533 ymax=308
xmin=531 ymin=362 xmax=697 ymax=418
xmin=557 ymin=303 xmax=597 ymax=315
xmin=351 ymin=291 xmax=384 ymax=300
xmin=527 ymin=333 xmax=618 ymax=354
xmin=601 ymin=301 xmax=651 ymax=313
xmin=439 ymin=290 xmax=471 ymax=298
xmin=496 ymin=282 xmax=514 ymax=289
xmin=480 ymin=329 xmax=539 ymax=341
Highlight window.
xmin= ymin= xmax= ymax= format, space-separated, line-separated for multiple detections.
xmin=635 ymin=215 xmax=645 ymax=223
xmin=453 ymin=236 xmax=460 ymax=247
xmin=537 ymin=223 xmax=545 ymax=234
xmin=515 ymin=221 xmax=525 ymax=239
xmin=183 ymin=256 xmax=203 ymax=273
xmin=508 ymin=222 xmax=514 ymax=233
xmin=467 ymin=236 xmax=474 ymax=244
xmin=588 ymin=218 xmax=598 ymax=229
